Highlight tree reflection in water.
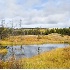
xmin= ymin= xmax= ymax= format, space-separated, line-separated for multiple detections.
xmin=0 ymin=45 xmax=7 ymax=61
xmin=38 ymin=47 xmax=40 ymax=55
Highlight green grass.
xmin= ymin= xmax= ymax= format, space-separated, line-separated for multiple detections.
xmin=0 ymin=46 xmax=70 ymax=69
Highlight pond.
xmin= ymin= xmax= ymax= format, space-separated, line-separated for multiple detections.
xmin=0 ymin=44 xmax=69 ymax=61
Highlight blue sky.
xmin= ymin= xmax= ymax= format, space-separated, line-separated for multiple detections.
xmin=0 ymin=0 xmax=70 ymax=28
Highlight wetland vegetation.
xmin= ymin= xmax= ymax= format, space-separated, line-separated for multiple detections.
xmin=0 ymin=27 xmax=70 ymax=69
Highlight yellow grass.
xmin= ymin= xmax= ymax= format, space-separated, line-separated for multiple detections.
xmin=18 ymin=46 xmax=70 ymax=69
xmin=0 ymin=46 xmax=70 ymax=69
xmin=0 ymin=33 xmax=70 ymax=45
xmin=0 ymin=49 xmax=7 ymax=55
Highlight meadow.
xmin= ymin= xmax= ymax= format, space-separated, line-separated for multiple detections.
xmin=0 ymin=33 xmax=70 ymax=45
xmin=0 ymin=33 xmax=70 ymax=69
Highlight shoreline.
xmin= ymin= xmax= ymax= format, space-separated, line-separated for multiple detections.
xmin=0 ymin=46 xmax=70 ymax=68
xmin=0 ymin=33 xmax=70 ymax=46
xmin=0 ymin=42 xmax=69 ymax=46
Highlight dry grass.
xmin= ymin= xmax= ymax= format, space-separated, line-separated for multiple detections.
xmin=0 ymin=46 xmax=70 ymax=69
xmin=0 ymin=49 xmax=7 ymax=55
xmin=0 ymin=33 xmax=70 ymax=45
xmin=18 ymin=46 xmax=70 ymax=69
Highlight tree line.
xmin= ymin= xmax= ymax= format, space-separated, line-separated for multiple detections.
xmin=0 ymin=27 xmax=70 ymax=39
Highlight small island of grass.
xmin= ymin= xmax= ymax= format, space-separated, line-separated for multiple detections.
xmin=0 ymin=49 xmax=7 ymax=55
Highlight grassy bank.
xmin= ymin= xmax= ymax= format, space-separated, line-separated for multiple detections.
xmin=0 ymin=46 xmax=70 ymax=69
xmin=0 ymin=33 xmax=70 ymax=45
xmin=0 ymin=49 xmax=7 ymax=55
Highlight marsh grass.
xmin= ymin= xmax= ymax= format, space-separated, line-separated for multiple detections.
xmin=18 ymin=46 xmax=70 ymax=69
xmin=0 ymin=33 xmax=70 ymax=45
xmin=0 ymin=46 xmax=70 ymax=69
xmin=0 ymin=33 xmax=70 ymax=69
xmin=0 ymin=49 xmax=7 ymax=55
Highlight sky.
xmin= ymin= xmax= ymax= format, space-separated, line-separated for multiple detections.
xmin=0 ymin=0 xmax=70 ymax=28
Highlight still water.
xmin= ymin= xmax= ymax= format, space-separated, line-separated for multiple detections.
xmin=0 ymin=44 xmax=69 ymax=60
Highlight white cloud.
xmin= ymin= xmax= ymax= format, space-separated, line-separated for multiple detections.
xmin=0 ymin=0 xmax=70 ymax=28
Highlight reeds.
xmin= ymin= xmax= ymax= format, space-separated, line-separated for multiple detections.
xmin=0 ymin=33 xmax=70 ymax=45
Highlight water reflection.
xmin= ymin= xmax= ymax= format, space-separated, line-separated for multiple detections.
xmin=0 ymin=45 xmax=7 ymax=49
xmin=38 ymin=47 xmax=41 ymax=54
xmin=0 ymin=45 xmax=7 ymax=60
xmin=0 ymin=44 xmax=69 ymax=61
